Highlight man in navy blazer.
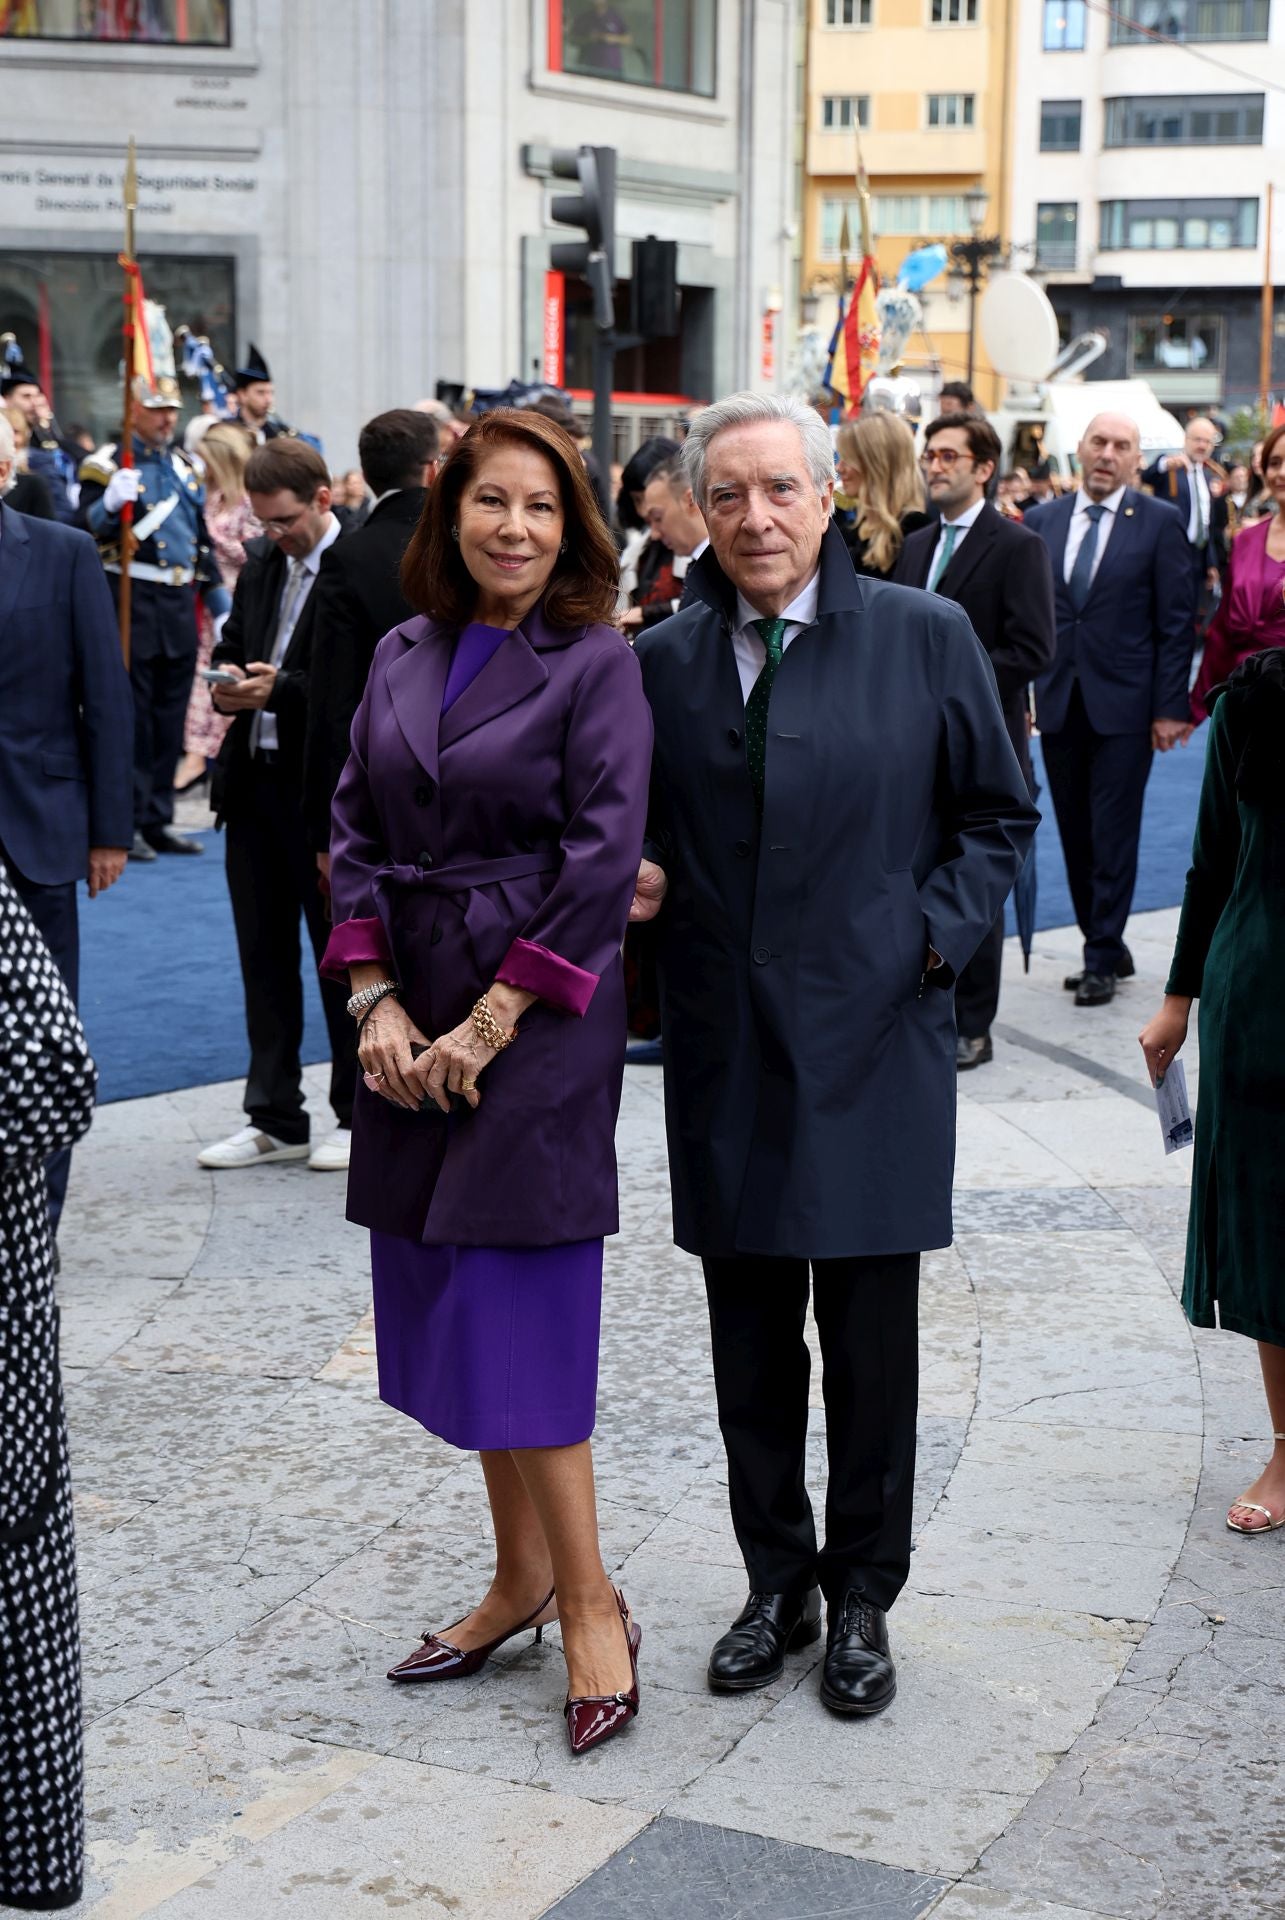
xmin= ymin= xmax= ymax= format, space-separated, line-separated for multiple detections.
xmin=1141 ymin=415 xmax=1228 ymax=604
xmin=0 ymin=430 xmax=134 ymax=1226
xmin=1025 ymin=413 xmax=1194 ymax=1006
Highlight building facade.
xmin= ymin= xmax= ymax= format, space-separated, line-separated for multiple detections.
xmin=801 ymin=0 xmax=1017 ymax=408
xmin=0 ymin=0 xmax=798 ymax=463
xmin=1011 ymin=0 xmax=1285 ymax=420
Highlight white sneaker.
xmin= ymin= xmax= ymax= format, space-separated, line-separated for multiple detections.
xmin=308 ymin=1127 xmax=351 ymax=1172
xmin=198 ymin=1126 xmax=311 ymax=1169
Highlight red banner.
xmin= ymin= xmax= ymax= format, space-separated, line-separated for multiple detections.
xmin=543 ymin=270 xmax=566 ymax=386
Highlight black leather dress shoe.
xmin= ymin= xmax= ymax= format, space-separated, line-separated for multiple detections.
xmin=128 ymin=832 xmax=157 ymax=863
xmin=1064 ymin=946 xmax=1134 ymax=991
xmin=820 ymin=1592 xmax=896 ymax=1717
xmin=144 ymin=827 xmax=204 ymax=855
xmin=707 ymin=1587 xmax=822 ymax=1693
xmin=955 ymin=1033 xmax=993 ymax=1071
xmin=1074 ymin=971 xmax=1115 ymax=1007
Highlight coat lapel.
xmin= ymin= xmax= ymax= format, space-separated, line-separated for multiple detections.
xmin=0 ymin=503 xmax=31 ymax=632
xmin=1082 ymin=489 xmax=1140 ymax=610
xmin=438 ymin=622 xmax=549 ymax=751
xmin=939 ymin=502 xmax=999 ymax=598
xmin=386 ymin=617 xmax=451 ymax=787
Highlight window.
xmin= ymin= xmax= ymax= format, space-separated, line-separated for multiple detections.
xmin=1040 ymin=99 xmax=1082 ymax=149
xmin=0 ymin=248 xmax=235 ymax=440
xmin=554 ymin=0 xmax=715 ymax=96
xmin=1130 ymin=312 xmax=1224 ymax=375
xmin=1104 ymin=92 xmax=1263 ymax=144
xmin=821 ymin=94 xmax=869 ymax=129
xmin=1100 ymin=197 xmax=1259 ymax=249
xmin=1109 ymin=1 xmax=1268 ymax=43
xmin=0 ymin=0 xmax=228 ymax=41
xmin=825 ymin=0 xmax=872 ymax=22
xmin=931 ymin=0 xmax=978 ymax=19
xmin=927 ymin=92 xmax=975 ymax=127
xmin=1036 ymin=202 xmax=1078 ymax=269
xmin=821 ymin=194 xmax=968 ymax=253
xmin=1043 ymin=1 xmax=1086 ymax=48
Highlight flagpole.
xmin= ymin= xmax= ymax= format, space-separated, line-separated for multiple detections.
xmin=117 ymin=135 xmax=138 ymax=670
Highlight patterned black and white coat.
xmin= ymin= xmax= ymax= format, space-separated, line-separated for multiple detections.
xmin=0 ymin=860 xmax=96 ymax=1911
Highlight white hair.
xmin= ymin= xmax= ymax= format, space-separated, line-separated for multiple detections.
xmin=682 ymin=391 xmax=834 ymax=511
xmin=0 ymin=412 xmax=14 ymax=492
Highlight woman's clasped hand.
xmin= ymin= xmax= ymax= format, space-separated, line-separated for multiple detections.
xmin=357 ymin=992 xmax=517 ymax=1112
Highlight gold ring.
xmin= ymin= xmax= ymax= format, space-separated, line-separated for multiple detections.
xmin=460 ymin=1078 xmax=477 ymax=1092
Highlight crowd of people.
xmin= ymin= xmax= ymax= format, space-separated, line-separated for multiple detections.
xmin=3 ymin=347 xmax=1285 ymax=1909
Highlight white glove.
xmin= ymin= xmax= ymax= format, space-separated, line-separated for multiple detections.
xmin=103 ymin=468 xmax=144 ymax=514
xmin=211 ymin=612 xmax=229 ymax=645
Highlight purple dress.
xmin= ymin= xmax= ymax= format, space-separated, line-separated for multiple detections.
xmin=370 ymin=623 xmax=604 ymax=1451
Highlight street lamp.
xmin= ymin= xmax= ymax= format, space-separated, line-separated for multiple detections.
xmin=950 ymin=184 xmax=1005 ymax=388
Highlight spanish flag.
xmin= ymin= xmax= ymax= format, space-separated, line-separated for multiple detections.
xmin=843 ymin=255 xmax=881 ymax=411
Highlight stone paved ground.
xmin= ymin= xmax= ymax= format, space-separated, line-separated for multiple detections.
xmin=57 ymin=908 xmax=1283 ymax=1919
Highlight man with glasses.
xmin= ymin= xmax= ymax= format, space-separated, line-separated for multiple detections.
xmin=198 ymin=439 xmax=357 ymax=1171
xmin=1023 ymin=413 xmax=1193 ymax=1007
xmin=895 ymin=414 xmax=1055 ymax=1067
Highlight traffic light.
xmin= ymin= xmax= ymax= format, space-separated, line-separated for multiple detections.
xmin=550 ymin=145 xmax=616 ymax=332
xmin=631 ymin=236 xmax=680 ymax=340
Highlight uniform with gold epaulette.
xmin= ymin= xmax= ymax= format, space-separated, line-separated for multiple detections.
xmin=77 ymin=372 xmax=232 ymax=856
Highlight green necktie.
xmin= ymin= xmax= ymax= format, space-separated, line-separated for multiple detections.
xmin=744 ymin=616 xmax=786 ymax=812
xmin=927 ymin=523 xmax=958 ymax=592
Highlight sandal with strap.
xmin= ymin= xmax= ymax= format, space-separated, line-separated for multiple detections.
xmin=1226 ymin=1434 xmax=1285 ymax=1535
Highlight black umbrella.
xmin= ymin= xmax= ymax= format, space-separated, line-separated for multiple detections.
xmin=1013 ymin=776 xmax=1040 ymax=971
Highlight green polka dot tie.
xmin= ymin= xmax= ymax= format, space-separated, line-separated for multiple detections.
xmin=744 ymin=616 xmax=786 ymax=813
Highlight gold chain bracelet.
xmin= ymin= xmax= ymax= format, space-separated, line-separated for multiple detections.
xmin=471 ymin=995 xmax=517 ymax=1052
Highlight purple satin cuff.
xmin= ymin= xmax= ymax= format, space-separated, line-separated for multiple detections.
xmin=496 ymin=938 xmax=599 ymax=1017
xmin=320 ymin=916 xmax=394 ymax=982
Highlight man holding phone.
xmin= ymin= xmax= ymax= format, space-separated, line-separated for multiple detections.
xmin=199 ymin=439 xmax=357 ymax=1173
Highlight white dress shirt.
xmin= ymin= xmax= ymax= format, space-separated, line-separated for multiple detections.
xmin=1062 ymin=485 xmax=1126 ymax=590
xmin=1187 ymin=462 xmax=1210 ymax=547
xmin=254 ymin=511 xmax=341 ymax=753
xmin=926 ymin=494 xmax=987 ymax=586
xmin=730 ymin=570 xmax=820 ymax=705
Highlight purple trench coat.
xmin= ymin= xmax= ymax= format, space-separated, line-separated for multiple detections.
xmin=321 ymin=603 xmax=652 ymax=1247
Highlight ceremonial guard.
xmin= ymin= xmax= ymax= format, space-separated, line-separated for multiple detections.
xmin=232 ymin=342 xmax=297 ymax=444
xmin=1 ymin=342 xmax=79 ymax=522
xmin=78 ymin=369 xmax=231 ymax=861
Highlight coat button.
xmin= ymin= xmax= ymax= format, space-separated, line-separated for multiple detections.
xmin=734 ymin=840 xmax=751 ymax=858
xmin=728 ymin=728 xmax=742 ymax=747
xmin=417 ymin=849 xmax=433 ymax=867
xmin=752 ymin=945 xmax=771 ymax=965
xmin=414 ymin=785 xmax=430 ymax=806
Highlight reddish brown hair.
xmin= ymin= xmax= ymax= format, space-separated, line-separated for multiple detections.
xmin=400 ymin=408 xmax=619 ymax=629
xmin=1259 ymin=422 xmax=1285 ymax=473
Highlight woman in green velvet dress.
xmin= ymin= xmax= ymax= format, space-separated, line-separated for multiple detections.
xmin=1140 ymin=648 xmax=1285 ymax=1534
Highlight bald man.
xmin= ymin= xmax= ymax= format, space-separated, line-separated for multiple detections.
xmin=1142 ymin=414 xmax=1228 ymax=608
xmin=1024 ymin=413 xmax=1194 ymax=1006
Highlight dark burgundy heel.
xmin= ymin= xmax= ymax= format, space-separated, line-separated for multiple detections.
xmin=564 ymin=1588 xmax=641 ymax=1755
xmin=388 ymin=1585 xmax=555 ymax=1683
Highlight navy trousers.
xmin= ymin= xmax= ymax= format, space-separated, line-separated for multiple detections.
xmin=1040 ymin=684 xmax=1153 ymax=976
xmin=114 ymin=578 xmax=200 ymax=834
xmin=0 ymin=846 xmax=80 ymax=1227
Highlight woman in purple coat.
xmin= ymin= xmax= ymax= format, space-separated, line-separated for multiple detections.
xmin=321 ymin=410 xmax=652 ymax=1755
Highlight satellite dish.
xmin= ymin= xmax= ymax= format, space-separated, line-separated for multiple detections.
xmin=980 ymin=272 xmax=1060 ymax=383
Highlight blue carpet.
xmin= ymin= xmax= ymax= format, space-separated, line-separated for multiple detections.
xmin=80 ymin=730 xmax=1208 ymax=1105
xmin=80 ymin=827 xmax=330 ymax=1106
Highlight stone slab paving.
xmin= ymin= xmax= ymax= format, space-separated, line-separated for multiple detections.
xmin=52 ymin=909 xmax=1281 ymax=1917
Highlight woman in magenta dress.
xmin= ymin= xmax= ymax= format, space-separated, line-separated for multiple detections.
xmin=1191 ymin=422 xmax=1285 ymax=724
xmin=177 ymin=422 xmax=260 ymax=790
xmin=321 ymin=409 xmax=652 ymax=1755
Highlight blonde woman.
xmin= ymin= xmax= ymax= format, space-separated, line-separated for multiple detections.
xmin=177 ymin=422 xmax=260 ymax=791
xmin=835 ymin=411 xmax=929 ymax=579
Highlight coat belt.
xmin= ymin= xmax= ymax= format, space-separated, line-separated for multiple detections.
xmin=372 ymin=850 xmax=559 ymax=979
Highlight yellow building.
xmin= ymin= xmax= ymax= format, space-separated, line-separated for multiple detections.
xmin=802 ymin=0 xmax=1016 ymax=409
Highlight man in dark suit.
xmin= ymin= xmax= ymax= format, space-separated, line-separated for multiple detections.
xmin=633 ymin=393 xmax=1036 ymax=1717
xmin=894 ymin=413 xmax=1056 ymax=1068
xmin=0 ymin=420 xmax=133 ymax=1228
xmin=1141 ymin=415 xmax=1227 ymax=614
xmin=303 ymin=408 xmax=440 ymax=857
xmin=1026 ymin=413 xmax=1194 ymax=1006
xmin=201 ymin=439 xmax=358 ymax=1173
